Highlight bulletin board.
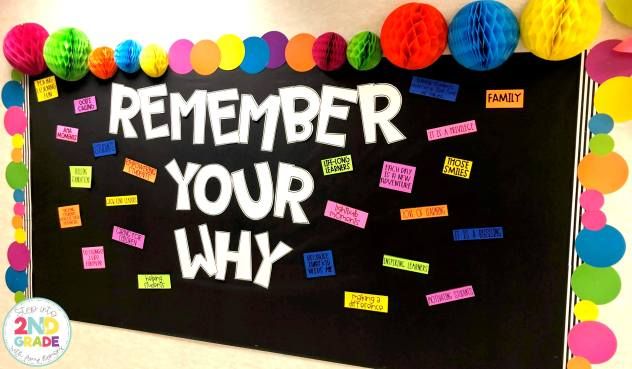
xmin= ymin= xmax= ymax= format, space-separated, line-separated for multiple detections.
xmin=25 ymin=52 xmax=583 ymax=369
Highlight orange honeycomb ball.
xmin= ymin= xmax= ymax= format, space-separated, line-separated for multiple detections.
xmin=88 ymin=46 xmax=118 ymax=80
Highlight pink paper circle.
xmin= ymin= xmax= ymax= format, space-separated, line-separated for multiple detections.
xmin=580 ymin=190 xmax=604 ymax=211
xmin=568 ymin=321 xmax=617 ymax=364
xmin=4 ymin=106 xmax=27 ymax=135
xmin=586 ymin=39 xmax=632 ymax=84
xmin=168 ymin=39 xmax=194 ymax=75
xmin=7 ymin=242 xmax=29 ymax=271
xmin=13 ymin=202 xmax=24 ymax=216
xmin=581 ymin=210 xmax=607 ymax=231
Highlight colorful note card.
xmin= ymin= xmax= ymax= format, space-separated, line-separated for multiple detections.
xmin=34 ymin=76 xmax=58 ymax=102
xmin=442 ymin=156 xmax=473 ymax=179
xmin=453 ymin=227 xmax=504 ymax=241
xmin=112 ymin=226 xmax=145 ymax=249
xmin=58 ymin=204 xmax=81 ymax=228
xmin=55 ymin=125 xmax=79 ymax=142
xmin=486 ymin=89 xmax=524 ymax=108
xmin=74 ymin=96 xmax=97 ymax=114
xmin=324 ymin=200 xmax=369 ymax=229
xmin=344 ymin=291 xmax=388 ymax=313
xmin=382 ymin=254 xmax=429 ymax=274
xmin=426 ymin=285 xmax=475 ymax=306
xmin=427 ymin=120 xmax=477 ymax=141
xmin=93 ymin=139 xmax=117 ymax=157
xmin=82 ymin=246 xmax=105 ymax=269
xmin=303 ymin=250 xmax=336 ymax=278
xmin=379 ymin=161 xmax=416 ymax=193
xmin=138 ymin=274 xmax=171 ymax=289
xmin=400 ymin=205 xmax=448 ymax=220
xmin=409 ymin=76 xmax=459 ymax=102
xmin=105 ymin=195 xmax=138 ymax=206
xmin=321 ymin=155 xmax=353 ymax=175
xmin=69 ymin=166 xmax=92 ymax=188
xmin=123 ymin=158 xmax=157 ymax=183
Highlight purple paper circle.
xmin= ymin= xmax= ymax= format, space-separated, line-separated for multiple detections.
xmin=586 ymin=39 xmax=632 ymax=84
xmin=263 ymin=31 xmax=288 ymax=69
xmin=7 ymin=242 xmax=29 ymax=271
xmin=169 ymin=39 xmax=194 ymax=75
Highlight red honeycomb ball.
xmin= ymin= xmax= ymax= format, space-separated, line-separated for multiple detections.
xmin=312 ymin=32 xmax=347 ymax=71
xmin=380 ymin=3 xmax=448 ymax=70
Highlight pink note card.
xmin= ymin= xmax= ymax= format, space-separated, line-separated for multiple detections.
xmin=379 ymin=161 xmax=416 ymax=193
xmin=112 ymin=226 xmax=145 ymax=249
xmin=324 ymin=200 xmax=369 ymax=229
xmin=82 ymin=246 xmax=105 ymax=269
xmin=426 ymin=285 xmax=475 ymax=306
xmin=74 ymin=96 xmax=97 ymax=114
xmin=55 ymin=125 xmax=79 ymax=142
xmin=427 ymin=120 xmax=477 ymax=141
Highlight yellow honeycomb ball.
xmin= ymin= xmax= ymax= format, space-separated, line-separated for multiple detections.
xmin=521 ymin=0 xmax=601 ymax=61
xmin=140 ymin=44 xmax=169 ymax=78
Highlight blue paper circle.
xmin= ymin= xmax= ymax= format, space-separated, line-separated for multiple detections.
xmin=448 ymin=1 xmax=519 ymax=71
xmin=576 ymin=225 xmax=626 ymax=267
xmin=240 ymin=37 xmax=270 ymax=75
xmin=115 ymin=40 xmax=142 ymax=74
xmin=2 ymin=81 xmax=24 ymax=108
xmin=589 ymin=114 xmax=614 ymax=134
xmin=5 ymin=267 xmax=27 ymax=293
xmin=13 ymin=189 xmax=24 ymax=202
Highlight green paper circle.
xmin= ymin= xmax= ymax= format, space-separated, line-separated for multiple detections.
xmin=571 ymin=263 xmax=621 ymax=305
xmin=589 ymin=134 xmax=615 ymax=156
xmin=14 ymin=291 xmax=26 ymax=303
xmin=11 ymin=70 xmax=24 ymax=83
xmin=44 ymin=27 xmax=92 ymax=81
xmin=6 ymin=162 xmax=28 ymax=190
xmin=346 ymin=31 xmax=382 ymax=71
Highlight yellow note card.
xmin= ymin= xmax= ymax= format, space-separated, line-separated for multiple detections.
xmin=442 ymin=156 xmax=473 ymax=179
xmin=383 ymin=255 xmax=429 ymax=274
xmin=138 ymin=274 xmax=171 ymax=289
xmin=69 ymin=166 xmax=92 ymax=188
xmin=344 ymin=291 xmax=388 ymax=313
xmin=105 ymin=195 xmax=138 ymax=206
xmin=34 ymin=76 xmax=59 ymax=102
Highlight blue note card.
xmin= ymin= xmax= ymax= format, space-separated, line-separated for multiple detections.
xmin=409 ymin=76 xmax=460 ymax=102
xmin=303 ymin=250 xmax=336 ymax=278
xmin=92 ymin=139 xmax=117 ymax=158
xmin=453 ymin=227 xmax=504 ymax=241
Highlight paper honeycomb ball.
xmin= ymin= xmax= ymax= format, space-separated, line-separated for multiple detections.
xmin=115 ymin=39 xmax=142 ymax=74
xmin=346 ymin=31 xmax=382 ymax=71
xmin=43 ymin=27 xmax=91 ymax=81
xmin=521 ymin=0 xmax=601 ymax=61
xmin=140 ymin=44 xmax=169 ymax=78
xmin=448 ymin=1 xmax=519 ymax=71
xmin=380 ymin=2 xmax=448 ymax=70
xmin=3 ymin=23 xmax=49 ymax=76
xmin=88 ymin=46 xmax=117 ymax=80
xmin=606 ymin=0 xmax=632 ymax=28
xmin=312 ymin=32 xmax=347 ymax=71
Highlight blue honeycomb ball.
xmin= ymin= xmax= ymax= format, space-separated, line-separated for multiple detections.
xmin=448 ymin=0 xmax=519 ymax=71
xmin=114 ymin=39 xmax=142 ymax=74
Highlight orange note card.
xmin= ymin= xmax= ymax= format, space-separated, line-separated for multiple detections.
xmin=58 ymin=204 xmax=82 ymax=228
xmin=486 ymin=89 xmax=524 ymax=108
xmin=123 ymin=158 xmax=157 ymax=183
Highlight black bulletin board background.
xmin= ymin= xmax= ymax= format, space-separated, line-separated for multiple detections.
xmin=28 ymin=53 xmax=581 ymax=369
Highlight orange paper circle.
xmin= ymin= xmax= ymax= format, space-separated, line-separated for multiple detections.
xmin=578 ymin=152 xmax=628 ymax=194
xmin=11 ymin=215 xmax=23 ymax=229
xmin=11 ymin=148 xmax=22 ymax=163
xmin=285 ymin=33 xmax=316 ymax=72
xmin=191 ymin=40 xmax=221 ymax=76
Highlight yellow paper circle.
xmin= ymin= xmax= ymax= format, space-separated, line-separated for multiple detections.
xmin=11 ymin=134 xmax=24 ymax=148
xmin=595 ymin=76 xmax=632 ymax=123
xmin=140 ymin=44 xmax=169 ymax=78
xmin=521 ymin=0 xmax=601 ymax=61
xmin=15 ymin=228 xmax=26 ymax=243
xmin=217 ymin=34 xmax=245 ymax=71
xmin=606 ymin=0 xmax=632 ymax=28
xmin=574 ymin=300 xmax=599 ymax=321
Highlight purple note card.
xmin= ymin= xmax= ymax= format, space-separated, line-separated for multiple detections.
xmin=426 ymin=285 xmax=475 ymax=306
xmin=74 ymin=96 xmax=97 ymax=114
xmin=112 ymin=226 xmax=145 ymax=249
xmin=55 ymin=125 xmax=79 ymax=142
xmin=82 ymin=246 xmax=105 ymax=269
xmin=324 ymin=200 xmax=369 ymax=229
xmin=379 ymin=161 xmax=416 ymax=193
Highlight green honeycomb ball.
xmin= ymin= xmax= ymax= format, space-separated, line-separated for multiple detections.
xmin=43 ymin=27 xmax=92 ymax=81
xmin=346 ymin=31 xmax=382 ymax=71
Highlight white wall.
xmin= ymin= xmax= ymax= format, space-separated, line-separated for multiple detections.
xmin=0 ymin=1 xmax=630 ymax=368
